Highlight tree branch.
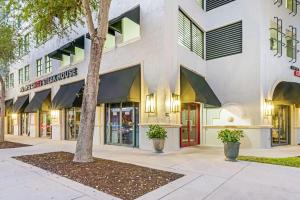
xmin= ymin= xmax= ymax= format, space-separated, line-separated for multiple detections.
xmin=82 ymin=0 xmax=96 ymax=38
xmin=96 ymin=0 xmax=111 ymax=39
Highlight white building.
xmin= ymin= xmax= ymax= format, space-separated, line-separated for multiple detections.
xmin=4 ymin=0 xmax=300 ymax=151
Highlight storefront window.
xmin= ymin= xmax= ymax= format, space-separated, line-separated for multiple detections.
xmin=66 ymin=107 xmax=81 ymax=140
xmin=105 ymin=102 xmax=139 ymax=147
xmin=20 ymin=113 xmax=29 ymax=136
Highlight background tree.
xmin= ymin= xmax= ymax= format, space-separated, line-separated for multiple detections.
xmin=6 ymin=0 xmax=112 ymax=162
xmin=0 ymin=6 xmax=18 ymax=142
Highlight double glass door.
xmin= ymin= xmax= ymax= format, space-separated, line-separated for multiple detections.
xmin=105 ymin=103 xmax=139 ymax=147
xmin=272 ymin=105 xmax=290 ymax=146
xmin=181 ymin=103 xmax=200 ymax=147
xmin=66 ymin=107 xmax=81 ymax=140
xmin=20 ymin=113 xmax=29 ymax=136
xmin=39 ymin=112 xmax=52 ymax=138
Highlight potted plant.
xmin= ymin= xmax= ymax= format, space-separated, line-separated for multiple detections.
xmin=146 ymin=125 xmax=167 ymax=153
xmin=218 ymin=129 xmax=244 ymax=161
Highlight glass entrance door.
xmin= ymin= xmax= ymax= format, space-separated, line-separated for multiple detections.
xmin=105 ymin=103 xmax=139 ymax=147
xmin=181 ymin=103 xmax=200 ymax=147
xmin=20 ymin=113 xmax=29 ymax=136
xmin=272 ymin=105 xmax=290 ymax=146
xmin=39 ymin=112 xmax=52 ymax=138
xmin=66 ymin=108 xmax=81 ymax=140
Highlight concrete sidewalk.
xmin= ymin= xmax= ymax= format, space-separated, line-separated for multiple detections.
xmin=1 ymin=135 xmax=300 ymax=200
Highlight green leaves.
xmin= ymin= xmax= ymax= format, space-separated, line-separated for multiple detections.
xmin=217 ymin=129 xmax=244 ymax=143
xmin=146 ymin=125 xmax=168 ymax=139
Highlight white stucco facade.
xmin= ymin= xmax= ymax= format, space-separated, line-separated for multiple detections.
xmin=4 ymin=0 xmax=300 ymax=151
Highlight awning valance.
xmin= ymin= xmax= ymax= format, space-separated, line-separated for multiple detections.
xmin=181 ymin=67 xmax=221 ymax=107
xmin=273 ymin=81 xmax=300 ymax=105
xmin=24 ymin=89 xmax=51 ymax=113
xmin=12 ymin=95 xmax=29 ymax=113
xmin=52 ymin=80 xmax=84 ymax=109
xmin=97 ymin=65 xmax=141 ymax=104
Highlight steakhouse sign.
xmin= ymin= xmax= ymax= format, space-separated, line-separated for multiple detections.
xmin=20 ymin=68 xmax=78 ymax=92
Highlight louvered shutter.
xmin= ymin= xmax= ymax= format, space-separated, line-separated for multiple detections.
xmin=178 ymin=11 xmax=191 ymax=50
xmin=206 ymin=0 xmax=236 ymax=11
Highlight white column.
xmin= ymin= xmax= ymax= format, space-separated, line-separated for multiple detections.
xmin=29 ymin=113 xmax=38 ymax=138
xmin=93 ymin=106 xmax=103 ymax=145
xmin=51 ymin=110 xmax=62 ymax=140
xmin=13 ymin=114 xmax=19 ymax=136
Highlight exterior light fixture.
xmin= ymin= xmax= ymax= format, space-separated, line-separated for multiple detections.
xmin=264 ymin=99 xmax=274 ymax=117
xmin=145 ymin=93 xmax=156 ymax=113
xmin=170 ymin=93 xmax=180 ymax=113
xmin=50 ymin=110 xmax=60 ymax=123
xmin=11 ymin=113 xmax=17 ymax=120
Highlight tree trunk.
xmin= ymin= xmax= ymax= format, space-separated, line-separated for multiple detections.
xmin=0 ymin=76 xmax=5 ymax=143
xmin=73 ymin=0 xmax=111 ymax=163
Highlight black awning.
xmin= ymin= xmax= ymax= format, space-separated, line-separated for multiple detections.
xmin=24 ymin=89 xmax=51 ymax=113
xmin=110 ymin=6 xmax=140 ymax=33
xmin=48 ymin=50 xmax=63 ymax=60
xmin=12 ymin=95 xmax=29 ymax=113
xmin=181 ymin=67 xmax=221 ymax=107
xmin=52 ymin=80 xmax=84 ymax=109
xmin=273 ymin=81 xmax=300 ymax=105
xmin=98 ymin=65 xmax=140 ymax=104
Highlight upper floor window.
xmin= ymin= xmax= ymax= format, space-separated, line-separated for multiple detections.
xmin=178 ymin=10 xmax=204 ymax=58
xmin=18 ymin=38 xmax=23 ymax=57
xmin=196 ymin=0 xmax=204 ymax=9
xmin=206 ymin=0 xmax=235 ymax=11
xmin=286 ymin=26 xmax=299 ymax=62
xmin=45 ymin=56 xmax=52 ymax=73
xmin=5 ymin=75 xmax=9 ymax=89
xmin=9 ymin=73 xmax=14 ymax=88
xmin=19 ymin=68 xmax=24 ymax=84
xmin=286 ymin=0 xmax=298 ymax=15
xmin=73 ymin=47 xmax=85 ymax=63
xmin=24 ymin=33 xmax=30 ymax=53
xmin=36 ymin=59 xmax=43 ymax=77
xmin=24 ymin=65 xmax=29 ymax=81
xmin=104 ymin=32 xmax=116 ymax=50
xmin=61 ymin=54 xmax=71 ymax=67
xmin=270 ymin=18 xmax=283 ymax=57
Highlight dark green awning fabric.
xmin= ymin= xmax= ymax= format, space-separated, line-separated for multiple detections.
xmin=24 ymin=89 xmax=51 ymax=113
xmin=273 ymin=81 xmax=300 ymax=105
xmin=52 ymin=80 xmax=84 ymax=109
xmin=12 ymin=95 xmax=29 ymax=113
xmin=97 ymin=65 xmax=140 ymax=104
xmin=181 ymin=67 xmax=221 ymax=107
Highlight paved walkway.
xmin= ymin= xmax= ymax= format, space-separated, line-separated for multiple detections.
xmin=1 ymin=135 xmax=300 ymax=200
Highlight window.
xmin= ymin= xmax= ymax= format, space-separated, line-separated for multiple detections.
xmin=45 ymin=56 xmax=52 ymax=73
xmin=36 ymin=59 xmax=43 ymax=77
xmin=24 ymin=33 xmax=30 ymax=52
xmin=286 ymin=0 xmax=297 ymax=14
xmin=18 ymin=38 xmax=23 ymax=56
xmin=270 ymin=18 xmax=283 ymax=56
xmin=178 ymin=10 xmax=204 ymax=58
xmin=104 ymin=33 xmax=116 ymax=49
xmin=73 ymin=47 xmax=85 ymax=63
xmin=5 ymin=75 xmax=9 ymax=89
xmin=196 ymin=0 xmax=204 ymax=9
xmin=206 ymin=21 xmax=243 ymax=60
xmin=9 ymin=73 xmax=14 ymax=88
xmin=286 ymin=27 xmax=298 ymax=61
xmin=24 ymin=65 xmax=29 ymax=81
xmin=19 ymin=68 xmax=24 ymax=84
xmin=61 ymin=54 xmax=71 ymax=67
xmin=122 ymin=17 xmax=140 ymax=42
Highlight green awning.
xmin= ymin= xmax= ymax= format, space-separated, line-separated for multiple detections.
xmin=181 ymin=67 xmax=221 ymax=107
xmin=97 ymin=65 xmax=140 ymax=104
xmin=110 ymin=6 xmax=140 ymax=33
xmin=12 ymin=95 xmax=29 ymax=113
xmin=273 ymin=81 xmax=300 ymax=106
xmin=52 ymin=80 xmax=84 ymax=109
xmin=24 ymin=89 xmax=51 ymax=113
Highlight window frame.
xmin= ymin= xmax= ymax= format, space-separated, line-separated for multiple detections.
xmin=18 ymin=68 xmax=24 ymax=85
xmin=36 ymin=58 xmax=43 ymax=77
xmin=45 ymin=56 xmax=52 ymax=73
xmin=24 ymin=33 xmax=30 ymax=53
xmin=9 ymin=73 xmax=14 ymax=88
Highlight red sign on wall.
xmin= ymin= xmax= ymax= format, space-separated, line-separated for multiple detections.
xmin=295 ymin=70 xmax=300 ymax=77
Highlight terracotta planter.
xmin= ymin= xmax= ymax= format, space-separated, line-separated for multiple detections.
xmin=224 ymin=142 xmax=240 ymax=161
xmin=152 ymin=138 xmax=165 ymax=153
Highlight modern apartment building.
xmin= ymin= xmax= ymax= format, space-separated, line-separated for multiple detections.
xmin=3 ymin=0 xmax=300 ymax=151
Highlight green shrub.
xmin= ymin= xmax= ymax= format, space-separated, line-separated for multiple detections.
xmin=218 ymin=129 xmax=244 ymax=143
xmin=146 ymin=125 xmax=167 ymax=139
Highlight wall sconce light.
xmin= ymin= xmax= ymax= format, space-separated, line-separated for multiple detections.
xmin=264 ymin=99 xmax=274 ymax=117
xmin=170 ymin=93 xmax=180 ymax=113
xmin=145 ymin=93 xmax=156 ymax=113
xmin=11 ymin=113 xmax=17 ymax=120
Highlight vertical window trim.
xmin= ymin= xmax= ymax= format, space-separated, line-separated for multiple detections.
xmin=19 ymin=68 xmax=24 ymax=85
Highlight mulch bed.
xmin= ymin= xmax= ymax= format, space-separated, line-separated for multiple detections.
xmin=14 ymin=152 xmax=183 ymax=200
xmin=0 ymin=141 xmax=31 ymax=149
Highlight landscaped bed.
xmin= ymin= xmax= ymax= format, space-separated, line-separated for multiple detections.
xmin=14 ymin=152 xmax=183 ymax=200
xmin=239 ymin=156 xmax=300 ymax=168
xmin=0 ymin=141 xmax=31 ymax=149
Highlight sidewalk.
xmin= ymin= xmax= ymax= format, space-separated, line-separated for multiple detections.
xmin=1 ymin=135 xmax=300 ymax=200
